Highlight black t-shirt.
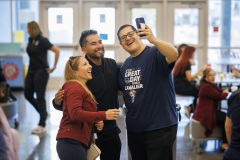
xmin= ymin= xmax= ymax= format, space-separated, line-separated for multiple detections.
xmin=26 ymin=35 xmax=53 ymax=72
xmin=174 ymin=62 xmax=192 ymax=89
xmin=224 ymin=89 xmax=240 ymax=159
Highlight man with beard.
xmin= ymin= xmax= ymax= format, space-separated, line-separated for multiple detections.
xmin=53 ymin=29 xmax=121 ymax=160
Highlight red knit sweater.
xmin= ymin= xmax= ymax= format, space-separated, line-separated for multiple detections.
xmin=56 ymin=81 xmax=106 ymax=147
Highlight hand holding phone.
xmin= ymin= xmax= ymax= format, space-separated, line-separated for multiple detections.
xmin=135 ymin=18 xmax=146 ymax=37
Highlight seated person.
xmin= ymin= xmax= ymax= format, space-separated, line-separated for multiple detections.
xmin=193 ymin=68 xmax=229 ymax=150
xmin=173 ymin=46 xmax=205 ymax=118
xmin=230 ymin=65 xmax=240 ymax=78
xmin=223 ymin=88 xmax=240 ymax=160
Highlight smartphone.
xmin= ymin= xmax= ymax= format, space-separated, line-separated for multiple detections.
xmin=135 ymin=17 xmax=145 ymax=29
xmin=135 ymin=18 xmax=146 ymax=37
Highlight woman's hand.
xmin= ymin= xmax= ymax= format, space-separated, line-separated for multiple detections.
xmin=223 ymin=89 xmax=229 ymax=94
xmin=105 ymin=109 xmax=120 ymax=120
xmin=95 ymin=121 xmax=104 ymax=131
xmin=54 ymin=89 xmax=64 ymax=105
xmin=46 ymin=67 xmax=56 ymax=73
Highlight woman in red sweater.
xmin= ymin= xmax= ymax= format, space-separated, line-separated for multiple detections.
xmin=56 ymin=56 xmax=119 ymax=160
xmin=193 ymin=68 xmax=229 ymax=150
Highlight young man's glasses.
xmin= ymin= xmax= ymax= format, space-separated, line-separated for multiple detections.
xmin=120 ymin=31 xmax=135 ymax=42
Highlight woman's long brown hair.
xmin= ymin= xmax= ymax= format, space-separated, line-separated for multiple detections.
xmin=27 ymin=21 xmax=42 ymax=38
xmin=173 ymin=46 xmax=195 ymax=76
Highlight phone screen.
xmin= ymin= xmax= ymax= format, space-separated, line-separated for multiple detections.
xmin=135 ymin=18 xmax=145 ymax=29
xmin=135 ymin=18 xmax=146 ymax=37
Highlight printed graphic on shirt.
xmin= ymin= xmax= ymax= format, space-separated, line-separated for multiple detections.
xmin=124 ymin=68 xmax=143 ymax=103
xmin=129 ymin=90 xmax=136 ymax=103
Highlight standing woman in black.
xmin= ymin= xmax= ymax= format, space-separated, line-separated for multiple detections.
xmin=25 ymin=21 xmax=59 ymax=135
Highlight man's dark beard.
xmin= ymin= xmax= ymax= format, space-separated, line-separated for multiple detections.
xmin=88 ymin=51 xmax=104 ymax=60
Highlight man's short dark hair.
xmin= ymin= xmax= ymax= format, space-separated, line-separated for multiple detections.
xmin=79 ymin=29 xmax=98 ymax=47
xmin=117 ymin=24 xmax=137 ymax=41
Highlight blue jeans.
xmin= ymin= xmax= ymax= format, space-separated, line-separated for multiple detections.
xmin=127 ymin=125 xmax=178 ymax=160
xmin=24 ymin=69 xmax=49 ymax=127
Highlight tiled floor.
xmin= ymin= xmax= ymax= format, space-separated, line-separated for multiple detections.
xmin=6 ymin=90 xmax=225 ymax=160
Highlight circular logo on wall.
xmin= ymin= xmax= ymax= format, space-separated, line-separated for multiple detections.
xmin=3 ymin=63 xmax=19 ymax=80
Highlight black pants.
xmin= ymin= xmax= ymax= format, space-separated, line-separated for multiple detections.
xmin=96 ymin=127 xmax=121 ymax=160
xmin=127 ymin=125 xmax=178 ymax=160
xmin=57 ymin=139 xmax=87 ymax=160
xmin=24 ymin=69 xmax=49 ymax=127
xmin=222 ymin=156 xmax=229 ymax=160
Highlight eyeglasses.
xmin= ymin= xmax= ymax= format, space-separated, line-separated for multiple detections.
xmin=120 ymin=31 xmax=135 ymax=42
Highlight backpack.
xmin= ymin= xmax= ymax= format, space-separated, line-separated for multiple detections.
xmin=0 ymin=82 xmax=10 ymax=103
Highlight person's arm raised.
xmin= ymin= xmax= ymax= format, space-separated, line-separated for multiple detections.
xmin=137 ymin=24 xmax=178 ymax=64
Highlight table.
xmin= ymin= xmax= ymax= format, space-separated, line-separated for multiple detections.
xmin=209 ymin=59 xmax=240 ymax=65
xmin=215 ymin=77 xmax=240 ymax=89
xmin=215 ymin=77 xmax=240 ymax=84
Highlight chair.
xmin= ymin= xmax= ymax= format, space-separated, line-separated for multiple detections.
xmin=175 ymin=94 xmax=194 ymax=103
xmin=189 ymin=117 xmax=222 ymax=154
xmin=175 ymin=94 xmax=194 ymax=108
xmin=175 ymin=94 xmax=194 ymax=117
